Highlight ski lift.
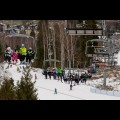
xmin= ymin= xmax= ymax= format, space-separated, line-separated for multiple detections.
xmin=85 ymin=39 xmax=110 ymax=58
xmin=4 ymin=33 xmax=36 ymax=58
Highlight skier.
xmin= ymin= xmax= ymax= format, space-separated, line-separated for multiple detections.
xmin=70 ymin=84 xmax=72 ymax=90
xmin=44 ymin=69 xmax=48 ymax=79
xmin=4 ymin=47 xmax=12 ymax=64
xmin=75 ymin=74 xmax=79 ymax=85
xmin=48 ymin=68 xmax=52 ymax=80
xmin=26 ymin=47 xmax=35 ymax=64
xmin=83 ymin=73 xmax=87 ymax=84
xmin=57 ymin=67 xmax=63 ymax=82
xmin=63 ymin=74 xmax=68 ymax=83
xmin=35 ymin=74 xmax=37 ymax=80
xmin=54 ymin=88 xmax=57 ymax=94
xmin=53 ymin=68 xmax=57 ymax=80
xmin=19 ymin=44 xmax=27 ymax=64
xmin=11 ymin=48 xmax=18 ymax=65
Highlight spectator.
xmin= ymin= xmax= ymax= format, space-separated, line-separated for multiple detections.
xmin=19 ymin=44 xmax=27 ymax=64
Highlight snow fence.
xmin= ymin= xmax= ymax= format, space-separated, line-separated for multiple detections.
xmin=90 ymin=87 xmax=120 ymax=97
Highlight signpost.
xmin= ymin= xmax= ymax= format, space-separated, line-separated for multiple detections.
xmin=66 ymin=28 xmax=103 ymax=36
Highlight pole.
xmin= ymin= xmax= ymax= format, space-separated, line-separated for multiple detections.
xmin=65 ymin=20 xmax=67 ymax=29
xmin=48 ymin=28 xmax=52 ymax=67
xmin=103 ymin=57 xmax=106 ymax=87
xmin=102 ymin=20 xmax=106 ymax=39
xmin=103 ymin=67 xmax=106 ymax=87
xmin=11 ymin=20 xmax=13 ymax=28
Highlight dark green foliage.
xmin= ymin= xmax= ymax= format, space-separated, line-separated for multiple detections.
xmin=0 ymin=66 xmax=38 ymax=100
xmin=0 ymin=78 xmax=17 ymax=100
xmin=16 ymin=65 xmax=38 ymax=100
xmin=75 ymin=20 xmax=99 ymax=67
xmin=32 ymin=20 xmax=44 ymax=68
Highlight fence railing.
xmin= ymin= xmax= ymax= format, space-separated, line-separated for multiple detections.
xmin=90 ymin=87 xmax=120 ymax=97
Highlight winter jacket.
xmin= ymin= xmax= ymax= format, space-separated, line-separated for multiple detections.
xmin=5 ymin=50 xmax=12 ymax=57
xmin=19 ymin=47 xmax=27 ymax=55
xmin=12 ymin=52 xmax=18 ymax=61
xmin=57 ymin=68 xmax=62 ymax=74
xmin=27 ymin=50 xmax=34 ymax=58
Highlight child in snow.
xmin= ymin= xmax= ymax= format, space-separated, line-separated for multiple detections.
xmin=12 ymin=49 xmax=18 ymax=64
xmin=4 ymin=47 xmax=12 ymax=64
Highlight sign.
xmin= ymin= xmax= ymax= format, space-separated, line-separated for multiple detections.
xmin=87 ymin=54 xmax=93 ymax=57
xmin=68 ymin=30 xmax=76 ymax=35
xmin=67 ymin=28 xmax=103 ymax=36
xmin=87 ymin=54 xmax=109 ymax=57
xmin=93 ymin=54 xmax=97 ymax=57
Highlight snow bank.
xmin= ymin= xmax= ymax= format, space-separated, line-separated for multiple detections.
xmin=1 ymin=63 xmax=120 ymax=100
xmin=90 ymin=87 xmax=120 ymax=97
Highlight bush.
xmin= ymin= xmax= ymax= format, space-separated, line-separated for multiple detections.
xmin=0 ymin=66 xmax=38 ymax=100
xmin=16 ymin=65 xmax=38 ymax=100
xmin=0 ymin=78 xmax=17 ymax=100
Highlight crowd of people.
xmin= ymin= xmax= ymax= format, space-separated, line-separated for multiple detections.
xmin=4 ymin=44 xmax=35 ymax=65
xmin=43 ymin=67 xmax=92 ymax=86
xmin=43 ymin=67 xmax=65 ymax=82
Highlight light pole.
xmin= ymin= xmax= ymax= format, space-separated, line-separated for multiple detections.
xmin=48 ymin=27 xmax=52 ymax=67
xmin=49 ymin=27 xmax=57 ymax=68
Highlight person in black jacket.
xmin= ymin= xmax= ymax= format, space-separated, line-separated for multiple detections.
xmin=83 ymin=73 xmax=87 ymax=84
xmin=70 ymin=84 xmax=73 ymax=90
xmin=26 ymin=47 xmax=35 ymax=64
xmin=75 ymin=74 xmax=79 ymax=85
xmin=44 ymin=69 xmax=48 ymax=79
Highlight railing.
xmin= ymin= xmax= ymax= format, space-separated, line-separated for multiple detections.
xmin=90 ymin=87 xmax=120 ymax=97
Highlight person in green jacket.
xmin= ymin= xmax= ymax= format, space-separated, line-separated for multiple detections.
xmin=19 ymin=44 xmax=27 ymax=64
xmin=57 ymin=68 xmax=63 ymax=82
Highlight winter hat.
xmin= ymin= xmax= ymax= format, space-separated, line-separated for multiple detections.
xmin=21 ymin=44 xmax=25 ymax=47
xmin=7 ymin=47 xmax=11 ymax=50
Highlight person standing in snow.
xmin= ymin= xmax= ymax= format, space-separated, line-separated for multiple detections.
xmin=11 ymin=48 xmax=18 ymax=64
xmin=57 ymin=67 xmax=63 ymax=82
xmin=44 ymin=69 xmax=48 ymax=79
xmin=26 ymin=47 xmax=35 ymax=64
xmin=53 ymin=68 xmax=57 ymax=80
xmin=48 ymin=67 xmax=52 ymax=80
xmin=83 ymin=73 xmax=87 ymax=84
xmin=54 ymin=88 xmax=57 ymax=94
xmin=19 ymin=44 xmax=27 ymax=64
xmin=4 ymin=47 xmax=12 ymax=64
xmin=70 ymin=84 xmax=72 ymax=90
xmin=75 ymin=74 xmax=79 ymax=85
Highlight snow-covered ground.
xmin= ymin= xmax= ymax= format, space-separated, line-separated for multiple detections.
xmin=1 ymin=51 xmax=120 ymax=100
xmin=117 ymin=51 xmax=120 ymax=65
xmin=1 ymin=62 xmax=120 ymax=100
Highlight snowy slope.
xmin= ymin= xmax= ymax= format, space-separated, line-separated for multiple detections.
xmin=1 ymin=63 xmax=120 ymax=100
xmin=117 ymin=51 xmax=120 ymax=65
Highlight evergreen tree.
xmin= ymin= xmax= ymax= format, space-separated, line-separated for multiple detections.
xmin=0 ymin=78 xmax=17 ymax=100
xmin=75 ymin=20 xmax=99 ymax=67
xmin=16 ymin=65 xmax=38 ymax=100
xmin=32 ymin=20 xmax=44 ymax=68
